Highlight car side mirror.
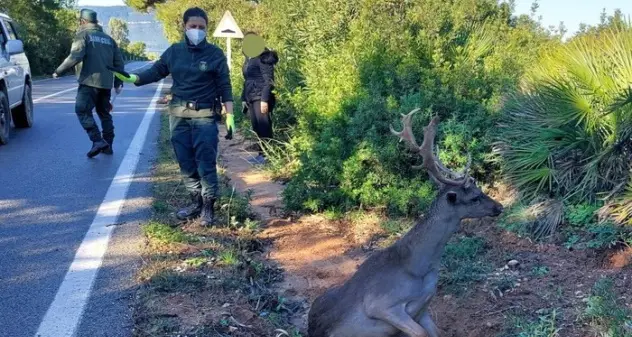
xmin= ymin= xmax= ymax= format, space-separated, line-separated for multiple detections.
xmin=6 ymin=40 xmax=24 ymax=55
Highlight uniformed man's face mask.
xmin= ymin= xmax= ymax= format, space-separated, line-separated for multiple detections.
xmin=186 ymin=28 xmax=206 ymax=46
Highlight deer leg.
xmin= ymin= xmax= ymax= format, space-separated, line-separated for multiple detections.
xmin=373 ymin=304 xmax=429 ymax=337
xmin=419 ymin=312 xmax=439 ymax=337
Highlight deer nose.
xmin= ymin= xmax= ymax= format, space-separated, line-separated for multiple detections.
xmin=493 ymin=203 xmax=504 ymax=216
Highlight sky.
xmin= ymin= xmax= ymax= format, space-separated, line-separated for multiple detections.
xmin=77 ymin=0 xmax=632 ymax=36
xmin=78 ymin=0 xmax=125 ymax=6
xmin=513 ymin=0 xmax=632 ymax=35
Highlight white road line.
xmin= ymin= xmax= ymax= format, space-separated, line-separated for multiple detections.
xmin=34 ymin=79 xmax=164 ymax=337
xmin=33 ymin=87 xmax=76 ymax=102
xmin=32 ymin=62 xmax=153 ymax=103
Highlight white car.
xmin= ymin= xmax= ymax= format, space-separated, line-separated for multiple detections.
xmin=0 ymin=12 xmax=33 ymax=145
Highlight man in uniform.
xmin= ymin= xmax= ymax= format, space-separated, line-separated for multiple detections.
xmin=53 ymin=9 xmax=124 ymax=158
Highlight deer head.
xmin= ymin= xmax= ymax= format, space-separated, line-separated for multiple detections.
xmin=390 ymin=109 xmax=504 ymax=220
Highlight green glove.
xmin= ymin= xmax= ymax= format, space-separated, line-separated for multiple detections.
xmin=225 ymin=114 xmax=235 ymax=140
xmin=113 ymin=71 xmax=138 ymax=83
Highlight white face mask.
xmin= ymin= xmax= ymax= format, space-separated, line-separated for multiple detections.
xmin=186 ymin=28 xmax=206 ymax=45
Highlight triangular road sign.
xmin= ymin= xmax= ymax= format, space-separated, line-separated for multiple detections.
xmin=213 ymin=11 xmax=244 ymax=39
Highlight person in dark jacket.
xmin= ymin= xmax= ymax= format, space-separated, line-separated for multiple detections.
xmin=241 ymin=32 xmax=279 ymax=164
xmin=54 ymin=9 xmax=124 ymax=158
xmin=112 ymin=7 xmax=235 ymax=227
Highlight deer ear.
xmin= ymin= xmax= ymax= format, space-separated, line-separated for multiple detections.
xmin=447 ymin=191 xmax=458 ymax=204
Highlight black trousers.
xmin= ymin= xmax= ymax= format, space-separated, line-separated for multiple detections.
xmin=247 ymin=100 xmax=274 ymax=146
xmin=169 ymin=115 xmax=219 ymax=199
xmin=75 ymin=85 xmax=114 ymax=143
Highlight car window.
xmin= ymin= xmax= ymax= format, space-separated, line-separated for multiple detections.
xmin=0 ymin=21 xmax=6 ymax=49
xmin=3 ymin=20 xmax=16 ymax=40
xmin=8 ymin=22 xmax=19 ymax=40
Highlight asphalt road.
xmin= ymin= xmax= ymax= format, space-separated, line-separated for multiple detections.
xmin=0 ymin=61 xmax=164 ymax=337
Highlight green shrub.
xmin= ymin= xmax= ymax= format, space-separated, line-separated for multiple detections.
xmin=495 ymin=24 xmax=632 ymax=204
xmin=273 ymin=0 xmax=552 ymax=216
xmin=565 ymin=203 xmax=599 ymax=228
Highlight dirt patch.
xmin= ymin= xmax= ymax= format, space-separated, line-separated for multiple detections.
xmin=207 ymin=126 xmax=632 ymax=336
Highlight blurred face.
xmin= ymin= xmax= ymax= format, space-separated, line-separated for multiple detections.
xmin=243 ymin=33 xmax=266 ymax=58
xmin=185 ymin=17 xmax=207 ymax=31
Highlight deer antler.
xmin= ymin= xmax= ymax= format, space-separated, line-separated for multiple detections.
xmin=390 ymin=109 xmax=471 ymax=186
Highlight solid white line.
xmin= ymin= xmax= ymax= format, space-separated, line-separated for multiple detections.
xmin=33 ymin=87 xmax=76 ymax=103
xmin=32 ymin=62 xmax=153 ymax=103
xmin=34 ymin=79 xmax=165 ymax=337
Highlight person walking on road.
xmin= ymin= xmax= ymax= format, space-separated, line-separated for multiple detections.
xmin=241 ymin=32 xmax=279 ymax=165
xmin=53 ymin=9 xmax=124 ymax=158
xmin=112 ymin=7 xmax=235 ymax=227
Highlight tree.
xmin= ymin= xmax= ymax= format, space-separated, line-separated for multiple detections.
xmin=126 ymin=41 xmax=146 ymax=57
xmin=0 ymin=0 xmax=77 ymax=75
xmin=108 ymin=17 xmax=129 ymax=49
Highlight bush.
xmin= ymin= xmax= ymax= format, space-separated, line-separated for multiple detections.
xmin=270 ymin=0 xmax=552 ymax=216
xmin=495 ymin=24 xmax=632 ymax=204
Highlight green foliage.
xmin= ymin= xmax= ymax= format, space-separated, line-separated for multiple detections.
xmin=531 ymin=266 xmax=550 ymax=277
xmin=268 ymin=0 xmax=553 ymax=215
xmin=108 ymin=17 xmax=129 ymax=49
xmin=124 ymin=41 xmax=148 ymax=61
xmin=498 ymin=200 xmax=563 ymax=240
xmin=440 ymin=236 xmax=491 ymax=294
xmin=0 ymin=0 xmax=77 ymax=76
xmin=509 ymin=310 xmax=561 ymax=337
xmin=565 ymin=203 xmax=599 ymax=228
xmin=604 ymin=179 xmax=632 ymax=226
xmin=583 ymin=277 xmax=632 ymax=337
xmin=495 ymin=23 xmax=632 ymax=203
xmin=563 ymin=222 xmax=632 ymax=250
xmin=142 ymin=221 xmax=190 ymax=245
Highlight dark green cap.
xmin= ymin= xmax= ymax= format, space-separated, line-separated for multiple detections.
xmin=80 ymin=9 xmax=97 ymax=23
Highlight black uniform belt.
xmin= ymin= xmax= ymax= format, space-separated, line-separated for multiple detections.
xmin=171 ymin=96 xmax=217 ymax=111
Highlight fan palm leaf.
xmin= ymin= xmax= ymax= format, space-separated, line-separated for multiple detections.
xmin=496 ymin=24 xmax=632 ymax=203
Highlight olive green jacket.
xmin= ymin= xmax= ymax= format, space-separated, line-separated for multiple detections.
xmin=55 ymin=23 xmax=124 ymax=89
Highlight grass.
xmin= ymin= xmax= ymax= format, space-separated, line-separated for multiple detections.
xmin=440 ymin=236 xmax=492 ymax=294
xmin=507 ymin=310 xmax=561 ymax=337
xmin=132 ymin=105 xmax=301 ymax=336
xmin=583 ymin=277 xmax=632 ymax=337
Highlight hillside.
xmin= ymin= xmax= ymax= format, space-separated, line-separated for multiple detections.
xmin=78 ymin=5 xmax=170 ymax=54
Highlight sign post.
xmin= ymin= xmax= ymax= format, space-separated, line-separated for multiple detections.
xmin=212 ymin=10 xmax=244 ymax=70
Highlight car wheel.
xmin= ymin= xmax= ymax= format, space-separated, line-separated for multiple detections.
xmin=12 ymin=82 xmax=33 ymax=128
xmin=0 ymin=90 xmax=10 ymax=145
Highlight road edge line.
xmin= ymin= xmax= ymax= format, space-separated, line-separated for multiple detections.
xmin=34 ymin=79 xmax=165 ymax=337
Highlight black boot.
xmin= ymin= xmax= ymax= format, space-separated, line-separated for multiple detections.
xmin=200 ymin=197 xmax=216 ymax=227
xmin=102 ymin=137 xmax=113 ymax=155
xmin=176 ymin=192 xmax=203 ymax=220
xmin=87 ymin=139 xmax=109 ymax=158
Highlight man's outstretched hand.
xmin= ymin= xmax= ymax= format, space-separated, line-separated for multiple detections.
xmin=113 ymin=71 xmax=138 ymax=84
xmin=107 ymin=66 xmax=138 ymax=84
xmin=225 ymin=113 xmax=235 ymax=140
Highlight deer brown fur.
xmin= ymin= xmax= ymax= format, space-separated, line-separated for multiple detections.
xmin=307 ymin=109 xmax=504 ymax=337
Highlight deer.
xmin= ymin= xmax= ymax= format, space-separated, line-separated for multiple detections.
xmin=307 ymin=109 xmax=504 ymax=337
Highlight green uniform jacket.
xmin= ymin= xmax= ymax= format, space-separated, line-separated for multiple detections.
xmin=136 ymin=39 xmax=233 ymax=118
xmin=56 ymin=23 xmax=124 ymax=90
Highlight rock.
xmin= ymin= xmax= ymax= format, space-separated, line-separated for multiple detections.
xmin=229 ymin=326 xmax=238 ymax=332
xmin=508 ymin=260 xmax=520 ymax=268
xmin=222 ymin=303 xmax=231 ymax=308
